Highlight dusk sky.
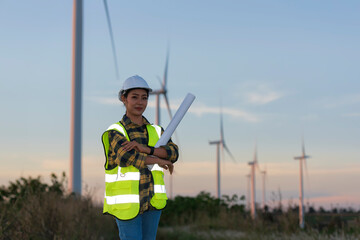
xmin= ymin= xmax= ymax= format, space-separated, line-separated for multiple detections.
xmin=1 ymin=1 xmax=359 ymax=209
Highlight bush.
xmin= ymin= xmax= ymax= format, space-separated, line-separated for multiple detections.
xmin=0 ymin=173 xmax=118 ymax=240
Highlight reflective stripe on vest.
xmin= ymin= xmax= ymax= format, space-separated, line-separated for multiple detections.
xmin=102 ymin=122 xmax=168 ymax=220
xmin=105 ymin=168 xmax=140 ymax=182
xmin=105 ymin=194 xmax=139 ymax=204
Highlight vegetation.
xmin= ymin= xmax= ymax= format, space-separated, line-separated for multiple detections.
xmin=0 ymin=173 xmax=359 ymax=239
xmin=0 ymin=173 xmax=118 ymax=240
xmin=159 ymin=191 xmax=360 ymax=239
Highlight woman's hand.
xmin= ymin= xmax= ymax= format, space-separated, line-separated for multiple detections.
xmin=158 ymin=159 xmax=174 ymax=175
xmin=122 ymin=141 xmax=148 ymax=153
xmin=145 ymin=156 xmax=174 ymax=174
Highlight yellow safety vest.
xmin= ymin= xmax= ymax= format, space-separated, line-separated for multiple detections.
xmin=101 ymin=122 xmax=168 ymax=220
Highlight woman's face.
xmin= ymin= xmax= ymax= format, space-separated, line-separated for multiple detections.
xmin=122 ymin=88 xmax=148 ymax=117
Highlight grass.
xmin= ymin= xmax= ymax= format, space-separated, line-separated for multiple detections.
xmin=0 ymin=173 xmax=118 ymax=239
xmin=1 ymin=173 xmax=359 ymax=240
xmin=157 ymin=226 xmax=360 ymax=240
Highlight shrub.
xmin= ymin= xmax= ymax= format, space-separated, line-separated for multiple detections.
xmin=0 ymin=173 xmax=118 ymax=240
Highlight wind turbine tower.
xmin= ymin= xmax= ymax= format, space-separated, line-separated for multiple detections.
xmin=69 ymin=0 xmax=83 ymax=195
xmin=209 ymin=110 xmax=236 ymax=199
xmin=248 ymin=144 xmax=260 ymax=219
xmin=261 ymin=169 xmax=267 ymax=209
xmin=246 ymin=173 xmax=251 ymax=210
xmin=294 ymin=139 xmax=311 ymax=229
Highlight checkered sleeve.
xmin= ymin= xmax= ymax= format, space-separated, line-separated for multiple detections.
xmin=159 ymin=128 xmax=179 ymax=163
xmin=107 ymin=130 xmax=147 ymax=170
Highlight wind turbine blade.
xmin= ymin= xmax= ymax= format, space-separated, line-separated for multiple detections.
xmin=220 ymin=108 xmax=224 ymax=142
xmin=302 ymin=136 xmax=306 ymax=157
xmin=223 ymin=143 xmax=236 ymax=163
xmin=156 ymin=76 xmax=163 ymax=88
xmin=265 ymin=169 xmax=268 ymax=182
xmin=221 ymin=142 xmax=225 ymax=166
xmin=303 ymin=158 xmax=311 ymax=193
xmin=163 ymin=48 xmax=169 ymax=89
xmin=256 ymin=162 xmax=261 ymax=172
xmin=164 ymin=93 xmax=173 ymax=120
xmin=103 ymin=0 xmax=120 ymax=80
xmin=254 ymin=143 xmax=261 ymax=172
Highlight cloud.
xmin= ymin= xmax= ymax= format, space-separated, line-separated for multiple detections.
xmin=245 ymin=91 xmax=283 ymax=105
xmin=188 ymin=104 xmax=259 ymax=122
xmin=234 ymin=82 xmax=284 ymax=105
xmin=86 ymin=96 xmax=259 ymax=122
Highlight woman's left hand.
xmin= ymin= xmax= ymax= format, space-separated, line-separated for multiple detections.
xmin=121 ymin=141 xmax=148 ymax=153
xmin=159 ymin=163 xmax=174 ymax=175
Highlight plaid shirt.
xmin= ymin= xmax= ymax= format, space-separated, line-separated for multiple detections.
xmin=106 ymin=115 xmax=179 ymax=214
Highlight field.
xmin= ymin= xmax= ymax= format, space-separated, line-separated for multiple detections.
xmin=1 ymin=173 xmax=359 ymax=239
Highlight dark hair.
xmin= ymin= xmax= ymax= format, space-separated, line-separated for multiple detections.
xmin=119 ymin=88 xmax=150 ymax=102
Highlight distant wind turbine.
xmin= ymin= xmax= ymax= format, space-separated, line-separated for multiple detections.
xmin=294 ymin=138 xmax=311 ymax=229
xmin=70 ymin=0 xmax=120 ymax=194
xmin=261 ymin=167 xmax=267 ymax=209
xmin=209 ymin=109 xmax=236 ymax=199
xmin=246 ymin=173 xmax=251 ymax=210
xmin=248 ymin=143 xmax=260 ymax=219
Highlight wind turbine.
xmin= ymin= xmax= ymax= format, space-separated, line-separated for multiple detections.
xmin=294 ymin=138 xmax=311 ymax=229
xmin=261 ymin=167 xmax=267 ymax=209
xmin=149 ymin=49 xmax=176 ymax=198
xmin=209 ymin=109 xmax=236 ymax=199
xmin=248 ymin=143 xmax=260 ymax=219
xmin=246 ymin=173 xmax=251 ymax=210
xmin=69 ymin=0 xmax=120 ymax=194
xmin=69 ymin=0 xmax=83 ymax=195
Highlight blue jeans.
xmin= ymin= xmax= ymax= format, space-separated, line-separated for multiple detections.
xmin=115 ymin=210 xmax=162 ymax=240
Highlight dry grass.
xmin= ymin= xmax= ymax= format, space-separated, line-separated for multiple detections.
xmin=0 ymin=174 xmax=118 ymax=240
xmin=1 ymin=175 xmax=359 ymax=240
xmin=158 ymin=226 xmax=360 ymax=240
xmin=1 ymin=192 xmax=118 ymax=239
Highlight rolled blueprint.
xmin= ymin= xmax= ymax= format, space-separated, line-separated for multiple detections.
xmin=155 ymin=93 xmax=196 ymax=147
xmin=148 ymin=93 xmax=196 ymax=171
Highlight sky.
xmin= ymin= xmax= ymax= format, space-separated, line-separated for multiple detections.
xmin=1 ymin=1 xmax=359 ymax=210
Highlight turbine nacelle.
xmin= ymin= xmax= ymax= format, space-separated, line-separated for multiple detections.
xmin=150 ymin=89 xmax=166 ymax=95
xmin=294 ymin=155 xmax=310 ymax=160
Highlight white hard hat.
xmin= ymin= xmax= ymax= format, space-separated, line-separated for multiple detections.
xmin=119 ymin=75 xmax=152 ymax=101
xmin=120 ymin=75 xmax=152 ymax=93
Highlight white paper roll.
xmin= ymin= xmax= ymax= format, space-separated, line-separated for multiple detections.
xmin=155 ymin=93 xmax=196 ymax=147
xmin=148 ymin=93 xmax=196 ymax=170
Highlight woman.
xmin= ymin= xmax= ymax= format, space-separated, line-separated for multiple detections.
xmin=101 ymin=75 xmax=179 ymax=240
